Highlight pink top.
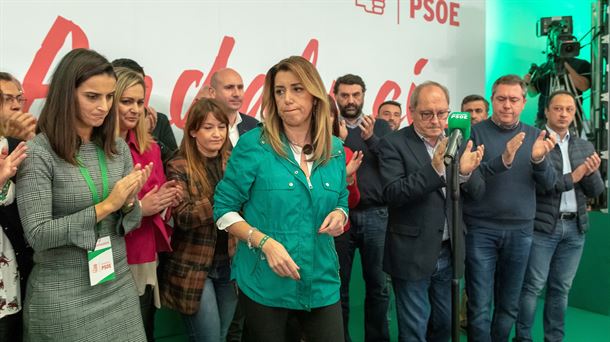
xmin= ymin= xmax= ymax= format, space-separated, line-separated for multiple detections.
xmin=124 ymin=130 xmax=172 ymax=264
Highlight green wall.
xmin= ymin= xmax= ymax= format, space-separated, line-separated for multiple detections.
xmin=486 ymin=1 xmax=595 ymax=124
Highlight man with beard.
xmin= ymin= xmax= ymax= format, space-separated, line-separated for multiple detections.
xmin=333 ymin=74 xmax=392 ymax=341
xmin=377 ymin=100 xmax=403 ymax=131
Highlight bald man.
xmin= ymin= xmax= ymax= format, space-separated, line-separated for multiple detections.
xmin=210 ymin=68 xmax=258 ymax=147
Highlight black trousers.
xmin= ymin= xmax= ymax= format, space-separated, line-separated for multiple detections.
xmin=240 ymin=292 xmax=344 ymax=342
xmin=139 ymin=285 xmax=156 ymax=342
xmin=0 ymin=311 xmax=22 ymax=342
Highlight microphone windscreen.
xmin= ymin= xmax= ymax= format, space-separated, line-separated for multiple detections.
xmin=448 ymin=112 xmax=471 ymax=140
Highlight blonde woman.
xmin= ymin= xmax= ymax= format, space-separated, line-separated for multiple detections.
xmin=214 ymin=56 xmax=348 ymax=340
xmin=114 ymin=67 xmax=180 ymax=341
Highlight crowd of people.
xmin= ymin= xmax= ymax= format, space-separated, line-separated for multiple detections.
xmin=0 ymin=47 xmax=603 ymax=342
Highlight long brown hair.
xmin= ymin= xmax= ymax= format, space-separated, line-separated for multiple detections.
xmin=180 ymin=98 xmax=231 ymax=196
xmin=261 ymin=56 xmax=332 ymax=164
xmin=37 ymin=49 xmax=117 ymax=165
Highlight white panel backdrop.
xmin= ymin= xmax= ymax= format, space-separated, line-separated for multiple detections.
xmin=0 ymin=0 xmax=485 ymax=141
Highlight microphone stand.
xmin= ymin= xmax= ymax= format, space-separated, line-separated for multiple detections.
xmin=446 ymin=152 xmax=464 ymax=341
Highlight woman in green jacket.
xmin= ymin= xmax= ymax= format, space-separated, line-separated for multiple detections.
xmin=213 ymin=56 xmax=348 ymax=341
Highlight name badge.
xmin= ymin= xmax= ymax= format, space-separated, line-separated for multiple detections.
xmin=87 ymin=236 xmax=116 ymax=286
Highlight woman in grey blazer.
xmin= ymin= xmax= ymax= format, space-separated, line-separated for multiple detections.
xmin=16 ymin=48 xmax=151 ymax=341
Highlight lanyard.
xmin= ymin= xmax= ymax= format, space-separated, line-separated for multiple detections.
xmin=78 ymin=146 xmax=109 ymax=233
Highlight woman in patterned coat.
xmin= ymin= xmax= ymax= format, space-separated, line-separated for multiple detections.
xmin=16 ymin=48 xmax=151 ymax=341
xmin=160 ymin=98 xmax=237 ymax=341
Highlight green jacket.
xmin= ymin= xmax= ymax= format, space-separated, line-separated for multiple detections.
xmin=214 ymin=126 xmax=348 ymax=310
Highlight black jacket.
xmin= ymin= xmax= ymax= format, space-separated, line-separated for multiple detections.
xmin=378 ymin=126 xmax=470 ymax=281
xmin=534 ymin=137 xmax=604 ymax=234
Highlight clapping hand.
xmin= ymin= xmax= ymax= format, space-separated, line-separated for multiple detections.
xmin=0 ymin=142 xmax=27 ymax=185
xmin=459 ymin=140 xmax=484 ymax=175
xmin=531 ymin=130 xmax=556 ymax=162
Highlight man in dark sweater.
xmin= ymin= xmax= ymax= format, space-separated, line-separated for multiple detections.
xmin=515 ymin=91 xmax=604 ymax=342
xmin=333 ymin=74 xmax=392 ymax=342
xmin=461 ymin=75 xmax=557 ymax=342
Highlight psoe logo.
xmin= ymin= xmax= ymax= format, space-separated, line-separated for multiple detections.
xmin=355 ymin=0 xmax=386 ymax=15
xmin=355 ymin=0 xmax=460 ymax=27
xmin=450 ymin=113 xmax=469 ymax=120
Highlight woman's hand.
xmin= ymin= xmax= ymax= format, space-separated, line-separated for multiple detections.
xmin=140 ymin=180 xmax=180 ymax=216
xmin=0 ymin=142 xmax=27 ymax=185
xmin=262 ymin=238 xmax=301 ymax=280
xmin=346 ymin=150 xmax=363 ymax=183
xmin=318 ymin=209 xmax=346 ymax=237
xmin=127 ymin=162 xmax=153 ymax=201
xmin=102 ymin=163 xmax=153 ymax=213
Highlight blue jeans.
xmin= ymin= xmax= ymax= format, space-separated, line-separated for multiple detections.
xmin=465 ymin=224 xmax=533 ymax=342
xmin=181 ymin=264 xmax=238 ymax=342
xmin=515 ymin=218 xmax=584 ymax=342
xmin=393 ymin=243 xmax=452 ymax=342
xmin=335 ymin=206 xmax=390 ymax=342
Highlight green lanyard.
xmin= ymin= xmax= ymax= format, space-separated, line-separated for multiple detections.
xmin=78 ymin=146 xmax=109 ymax=234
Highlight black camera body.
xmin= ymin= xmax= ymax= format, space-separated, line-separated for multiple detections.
xmin=537 ymin=16 xmax=581 ymax=59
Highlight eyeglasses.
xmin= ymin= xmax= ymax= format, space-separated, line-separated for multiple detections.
xmin=419 ymin=110 xmax=450 ymax=121
xmin=1 ymin=94 xmax=27 ymax=106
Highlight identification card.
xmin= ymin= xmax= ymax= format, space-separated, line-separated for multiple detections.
xmin=87 ymin=236 xmax=116 ymax=286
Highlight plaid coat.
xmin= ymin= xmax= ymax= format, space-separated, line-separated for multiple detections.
xmin=160 ymin=155 xmax=236 ymax=314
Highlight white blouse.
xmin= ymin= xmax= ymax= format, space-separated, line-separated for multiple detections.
xmin=0 ymin=136 xmax=21 ymax=318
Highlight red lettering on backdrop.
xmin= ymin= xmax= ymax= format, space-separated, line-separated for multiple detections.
xmin=22 ymin=16 xmax=89 ymax=112
xmin=242 ymin=74 xmax=265 ymax=118
xmin=409 ymin=0 xmax=460 ymax=27
xmin=20 ymin=17 xmax=433 ymax=131
xmin=169 ymin=70 xmax=204 ymax=129
xmin=144 ymin=76 xmax=153 ymax=107
xmin=405 ymin=58 xmax=429 ymax=124
xmin=169 ymin=36 xmax=235 ymax=129
xmin=372 ymin=81 xmax=401 ymax=118
xmin=301 ymin=39 xmax=319 ymax=66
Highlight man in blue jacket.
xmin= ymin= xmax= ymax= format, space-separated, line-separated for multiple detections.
xmin=515 ymin=91 xmax=604 ymax=342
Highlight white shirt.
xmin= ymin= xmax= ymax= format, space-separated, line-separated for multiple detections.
xmin=0 ymin=137 xmax=21 ymax=318
xmin=228 ymin=112 xmax=243 ymax=147
xmin=546 ymin=126 xmax=578 ymax=213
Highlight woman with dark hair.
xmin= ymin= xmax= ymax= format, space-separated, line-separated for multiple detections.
xmin=16 ymin=48 xmax=151 ymax=341
xmin=214 ymin=56 xmax=348 ymax=340
xmin=161 ymin=98 xmax=237 ymax=341
xmin=114 ymin=67 xmax=180 ymax=341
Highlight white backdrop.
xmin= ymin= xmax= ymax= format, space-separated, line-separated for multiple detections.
xmin=0 ymin=0 xmax=485 ymax=141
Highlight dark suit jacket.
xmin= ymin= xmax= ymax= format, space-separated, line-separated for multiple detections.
xmin=378 ymin=126 xmax=465 ymax=281
xmin=237 ymin=112 xmax=259 ymax=136
xmin=152 ymin=112 xmax=178 ymax=162
xmin=535 ymin=137 xmax=604 ymax=234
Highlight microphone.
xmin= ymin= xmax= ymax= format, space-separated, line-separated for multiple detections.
xmin=444 ymin=112 xmax=471 ymax=165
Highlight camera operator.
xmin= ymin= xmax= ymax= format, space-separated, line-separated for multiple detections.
xmin=524 ymin=18 xmax=591 ymax=129
xmin=525 ymin=58 xmax=590 ymax=128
